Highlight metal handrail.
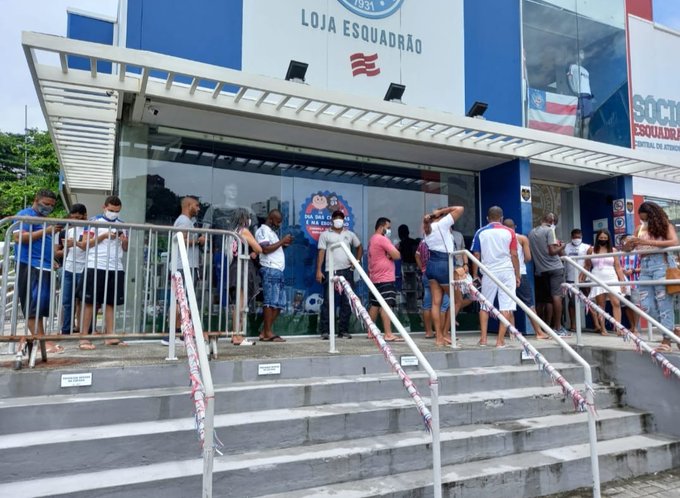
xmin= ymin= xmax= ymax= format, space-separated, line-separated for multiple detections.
xmin=455 ymin=249 xmax=601 ymax=498
xmin=171 ymin=232 xmax=215 ymax=498
xmin=562 ymin=255 xmax=680 ymax=349
xmin=562 ymin=283 xmax=680 ymax=381
xmin=327 ymin=241 xmax=442 ymax=498
xmin=566 ymin=245 xmax=680 ymax=260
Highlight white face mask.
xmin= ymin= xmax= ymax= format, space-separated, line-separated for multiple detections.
xmin=332 ymin=219 xmax=344 ymax=229
xmin=384 ymin=228 xmax=392 ymax=238
xmin=104 ymin=210 xmax=119 ymax=221
xmin=572 ymin=238 xmax=582 ymax=246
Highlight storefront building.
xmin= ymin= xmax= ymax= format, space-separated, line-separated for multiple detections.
xmin=24 ymin=0 xmax=679 ymax=331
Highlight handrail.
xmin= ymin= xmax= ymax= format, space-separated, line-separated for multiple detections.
xmin=455 ymin=249 xmax=601 ymax=498
xmin=562 ymin=255 xmax=680 ymax=349
xmin=327 ymin=241 xmax=442 ymax=498
xmin=565 ymin=245 xmax=680 ymax=260
xmin=562 ymin=283 xmax=680 ymax=381
xmin=171 ymin=232 xmax=216 ymax=498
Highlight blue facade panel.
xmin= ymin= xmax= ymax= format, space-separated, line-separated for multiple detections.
xmin=126 ymin=0 xmax=243 ymax=71
xmin=67 ymin=12 xmax=114 ymax=73
xmin=464 ymin=0 xmax=523 ymax=126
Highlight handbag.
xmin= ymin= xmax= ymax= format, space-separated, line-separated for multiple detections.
xmin=666 ymin=254 xmax=680 ymax=295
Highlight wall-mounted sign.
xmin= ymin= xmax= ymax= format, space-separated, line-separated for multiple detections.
xmin=613 ymin=198 xmax=625 ymax=216
xmin=520 ymin=185 xmax=532 ymax=203
xmin=258 ymin=363 xmax=282 ymax=376
xmin=592 ymin=218 xmax=608 ymax=231
xmin=400 ymin=355 xmax=419 ymax=367
xmin=299 ymin=191 xmax=355 ymax=244
xmin=60 ymin=373 xmax=92 ymax=388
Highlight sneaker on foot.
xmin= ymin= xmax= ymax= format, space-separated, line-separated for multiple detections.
xmin=161 ymin=336 xmax=184 ymax=346
xmin=337 ymin=332 xmax=352 ymax=339
xmin=555 ymin=328 xmax=572 ymax=337
xmin=321 ymin=333 xmax=329 ymax=340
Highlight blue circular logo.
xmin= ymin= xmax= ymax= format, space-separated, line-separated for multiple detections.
xmin=338 ymin=0 xmax=405 ymax=20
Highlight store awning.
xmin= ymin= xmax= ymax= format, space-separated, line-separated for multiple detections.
xmin=22 ymin=31 xmax=680 ymax=194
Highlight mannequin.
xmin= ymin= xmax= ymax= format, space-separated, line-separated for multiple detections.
xmin=567 ymin=49 xmax=593 ymax=139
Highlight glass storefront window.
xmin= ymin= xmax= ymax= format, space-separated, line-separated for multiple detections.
xmin=117 ymin=125 xmax=478 ymax=331
xmin=522 ymin=0 xmax=630 ymax=147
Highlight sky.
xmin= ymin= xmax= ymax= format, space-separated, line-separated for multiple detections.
xmin=0 ymin=0 xmax=118 ymax=133
xmin=1 ymin=0 xmax=679 ymax=134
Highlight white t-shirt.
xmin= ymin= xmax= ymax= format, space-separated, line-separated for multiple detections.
xmin=564 ymin=241 xmax=591 ymax=282
xmin=256 ymin=224 xmax=285 ymax=271
xmin=568 ymin=64 xmax=591 ymax=95
xmin=423 ymin=214 xmax=456 ymax=253
xmin=471 ymin=222 xmax=518 ymax=273
xmin=63 ymin=226 xmax=87 ymax=274
xmin=86 ymin=216 xmax=126 ymax=271
xmin=317 ymin=229 xmax=362 ymax=271
xmin=173 ymin=214 xmax=199 ymax=270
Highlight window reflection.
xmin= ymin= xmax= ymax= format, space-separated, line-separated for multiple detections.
xmin=523 ymin=0 xmax=630 ymax=147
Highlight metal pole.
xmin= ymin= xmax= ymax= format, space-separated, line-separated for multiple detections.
xmin=430 ymin=381 xmax=442 ymax=498
xmin=328 ymin=252 xmax=337 ymax=354
xmin=584 ymin=368 xmax=601 ymax=498
xmin=448 ymin=254 xmax=457 ymax=349
xmin=575 ymin=298 xmax=583 ymax=347
xmin=167 ymin=233 xmax=178 ymax=361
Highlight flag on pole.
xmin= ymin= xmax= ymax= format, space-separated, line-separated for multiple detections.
xmin=527 ymin=88 xmax=578 ymax=136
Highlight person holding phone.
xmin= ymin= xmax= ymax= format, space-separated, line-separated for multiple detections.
xmin=56 ymin=204 xmax=88 ymax=335
xmin=78 ymin=196 xmax=128 ymax=350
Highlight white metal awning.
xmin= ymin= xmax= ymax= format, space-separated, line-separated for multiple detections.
xmin=22 ymin=31 xmax=680 ymax=194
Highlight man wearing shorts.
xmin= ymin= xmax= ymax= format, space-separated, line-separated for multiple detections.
xmin=256 ymin=209 xmax=292 ymax=343
xmin=529 ymin=213 xmax=570 ymax=336
xmin=368 ymin=217 xmax=403 ymax=342
xmin=13 ymin=189 xmax=64 ymax=361
xmin=471 ymin=206 xmax=520 ymax=348
xmin=78 ymin=196 xmax=128 ymax=349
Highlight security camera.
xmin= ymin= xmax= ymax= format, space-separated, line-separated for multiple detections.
xmin=147 ymin=106 xmax=159 ymax=116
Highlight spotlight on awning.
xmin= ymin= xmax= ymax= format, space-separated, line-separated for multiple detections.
xmin=285 ymin=60 xmax=308 ymax=83
xmin=466 ymin=101 xmax=488 ymax=119
xmin=384 ymin=83 xmax=406 ymax=103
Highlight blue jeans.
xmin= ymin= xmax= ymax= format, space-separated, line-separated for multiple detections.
xmin=422 ymin=273 xmax=450 ymax=312
xmin=260 ymin=266 xmax=286 ymax=310
xmin=61 ymin=270 xmax=83 ymax=334
xmin=638 ymin=254 xmax=674 ymax=331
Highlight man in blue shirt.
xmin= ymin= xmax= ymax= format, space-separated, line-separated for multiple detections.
xmin=13 ymin=189 xmax=64 ymax=362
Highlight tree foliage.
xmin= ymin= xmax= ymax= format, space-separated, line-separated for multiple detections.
xmin=0 ymin=129 xmax=64 ymax=218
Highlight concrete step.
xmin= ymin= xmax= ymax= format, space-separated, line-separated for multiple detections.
xmin=0 ymin=345 xmax=576 ymax=399
xmin=258 ymin=434 xmax=680 ymax=498
xmin=0 ymin=409 xmax=651 ymax=497
xmin=0 ymin=362 xmax=595 ymax=434
xmin=0 ymin=384 xmax=621 ymax=485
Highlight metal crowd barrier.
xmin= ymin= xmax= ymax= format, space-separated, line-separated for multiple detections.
xmin=0 ymin=215 xmax=248 ymax=367
xmin=562 ymin=246 xmax=680 ymax=347
xmin=452 ymin=249 xmax=602 ymax=498
xmin=327 ymin=241 xmax=443 ymax=498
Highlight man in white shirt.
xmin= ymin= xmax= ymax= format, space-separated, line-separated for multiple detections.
xmin=316 ymin=210 xmax=363 ymax=340
xmin=58 ymin=204 xmax=88 ymax=335
xmin=78 ymin=196 xmax=128 ymax=350
xmin=564 ymin=228 xmax=590 ymax=331
xmin=256 ymin=209 xmax=292 ymax=342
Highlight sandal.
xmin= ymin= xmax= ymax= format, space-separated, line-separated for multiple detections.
xmin=79 ymin=341 xmax=96 ymax=350
xmin=234 ymin=336 xmax=256 ymax=346
xmin=105 ymin=339 xmax=128 ymax=346
xmin=259 ymin=335 xmax=285 ymax=342
xmin=384 ymin=336 xmax=405 ymax=342
xmin=46 ymin=344 xmax=65 ymax=354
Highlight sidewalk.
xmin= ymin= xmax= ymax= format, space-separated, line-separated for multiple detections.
xmin=547 ymin=468 xmax=680 ymax=497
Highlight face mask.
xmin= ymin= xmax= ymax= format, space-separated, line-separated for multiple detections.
xmin=572 ymin=238 xmax=582 ymax=246
xmin=597 ymin=239 xmax=609 ymax=246
xmin=36 ymin=203 xmax=54 ymax=216
xmin=332 ymin=219 xmax=344 ymax=229
xmin=384 ymin=228 xmax=392 ymax=238
xmin=104 ymin=210 xmax=119 ymax=221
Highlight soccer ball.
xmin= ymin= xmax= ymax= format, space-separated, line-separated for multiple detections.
xmin=304 ymin=293 xmax=323 ymax=313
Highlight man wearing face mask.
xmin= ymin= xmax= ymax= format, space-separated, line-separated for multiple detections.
xmin=256 ymin=209 xmax=293 ymax=342
xmin=78 ymin=196 xmax=128 ymax=350
xmin=368 ymin=217 xmax=403 ymax=342
xmin=13 ymin=189 xmax=64 ymax=365
xmin=564 ymin=228 xmax=590 ymax=331
xmin=316 ymin=210 xmax=363 ymax=340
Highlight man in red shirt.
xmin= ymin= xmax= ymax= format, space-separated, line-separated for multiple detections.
xmin=368 ymin=217 xmax=403 ymax=342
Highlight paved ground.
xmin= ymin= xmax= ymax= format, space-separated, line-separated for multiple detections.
xmin=0 ymin=328 xmax=676 ymax=370
xmin=547 ymin=468 xmax=680 ymax=497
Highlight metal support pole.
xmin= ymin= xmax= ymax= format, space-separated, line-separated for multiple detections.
xmin=575 ymin=298 xmax=583 ymax=347
xmin=585 ymin=368 xmax=601 ymax=498
xmin=328 ymin=255 xmax=337 ymax=354
xmin=648 ymin=321 xmax=654 ymax=342
xmin=448 ymin=254 xmax=457 ymax=349
xmin=430 ymin=381 xmax=442 ymax=498
xmin=167 ymin=238 xmax=178 ymax=361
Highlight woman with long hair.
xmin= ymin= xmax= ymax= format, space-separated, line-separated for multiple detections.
xmin=626 ymin=201 xmax=679 ymax=352
xmin=581 ymin=229 xmax=626 ymax=335
xmin=422 ymin=205 xmax=465 ymax=346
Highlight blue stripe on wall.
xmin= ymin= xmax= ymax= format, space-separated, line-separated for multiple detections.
xmin=67 ymin=13 xmax=114 ymax=73
xmin=464 ymin=0 xmax=523 ymax=126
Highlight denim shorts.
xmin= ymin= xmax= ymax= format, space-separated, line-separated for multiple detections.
xmin=422 ymin=273 xmax=450 ymax=312
xmin=425 ymin=251 xmax=450 ymax=285
xmin=260 ymin=266 xmax=286 ymax=310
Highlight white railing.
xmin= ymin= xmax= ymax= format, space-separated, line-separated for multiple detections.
xmin=454 ymin=249 xmax=601 ymax=498
xmin=327 ymin=241 xmax=442 ymax=498
xmin=171 ymin=232 xmax=217 ymax=498
xmin=562 ymin=248 xmax=680 ymax=348
xmin=562 ymin=283 xmax=680 ymax=381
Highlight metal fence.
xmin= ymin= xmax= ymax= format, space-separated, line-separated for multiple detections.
xmin=0 ymin=215 xmax=248 ymax=368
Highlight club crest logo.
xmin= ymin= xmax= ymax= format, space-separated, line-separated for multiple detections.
xmin=338 ymin=0 xmax=405 ymax=19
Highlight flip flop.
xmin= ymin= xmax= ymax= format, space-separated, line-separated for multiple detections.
xmin=46 ymin=344 xmax=65 ymax=354
xmin=260 ymin=335 xmax=286 ymax=342
xmin=79 ymin=341 xmax=96 ymax=350
xmin=105 ymin=339 xmax=128 ymax=346
xmin=424 ymin=335 xmax=435 ymax=339
xmin=234 ymin=338 xmax=256 ymax=346
xmin=384 ymin=337 xmax=405 ymax=342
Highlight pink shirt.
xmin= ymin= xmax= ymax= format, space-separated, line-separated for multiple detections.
xmin=368 ymin=234 xmax=397 ymax=284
